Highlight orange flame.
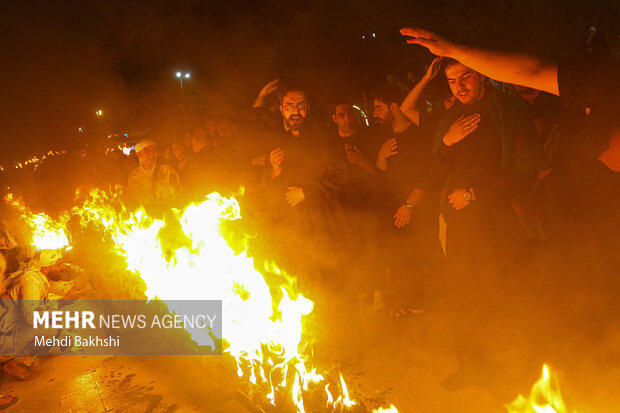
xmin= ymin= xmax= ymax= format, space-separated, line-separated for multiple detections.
xmin=506 ymin=364 xmax=575 ymax=413
xmin=6 ymin=193 xmax=70 ymax=251
xmin=13 ymin=188 xmax=365 ymax=411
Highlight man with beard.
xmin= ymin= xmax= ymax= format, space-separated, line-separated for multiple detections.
xmin=372 ymin=85 xmax=444 ymax=318
xmin=127 ymin=139 xmax=180 ymax=211
xmin=258 ymin=84 xmax=354 ymax=364
xmin=261 ymin=85 xmax=349 ymax=291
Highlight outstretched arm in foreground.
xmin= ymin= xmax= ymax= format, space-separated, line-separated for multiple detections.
xmin=400 ymin=28 xmax=558 ymax=95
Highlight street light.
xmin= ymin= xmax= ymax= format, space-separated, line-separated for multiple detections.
xmin=175 ymin=71 xmax=191 ymax=100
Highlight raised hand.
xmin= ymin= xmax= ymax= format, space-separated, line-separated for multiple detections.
xmin=345 ymin=144 xmax=363 ymax=165
xmin=443 ymin=114 xmax=481 ymax=147
xmin=285 ymin=186 xmax=305 ymax=207
xmin=376 ymin=138 xmax=398 ymax=171
xmin=269 ymin=148 xmax=285 ymax=168
xmin=253 ymin=78 xmax=280 ymax=107
xmin=423 ymin=57 xmax=443 ymax=82
xmin=269 ymin=148 xmax=285 ymax=179
xmin=400 ymin=28 xmax=455 ymax=57
xmin=258 ymin=78 xmax=280 ymax=98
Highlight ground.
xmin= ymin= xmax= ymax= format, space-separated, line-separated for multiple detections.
xmin=2 ymin=307 xmax=619 ymax=412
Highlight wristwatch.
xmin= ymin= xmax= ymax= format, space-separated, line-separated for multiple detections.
xmin=405 ymin=202 xmax=415 ymax=209
xmin=463 ymin=191 xmax=473 ymax=202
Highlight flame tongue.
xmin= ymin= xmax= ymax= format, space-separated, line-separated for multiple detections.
xmin=11 ymin=189 xmax=368 ymax=412
xmin=6 ymin=193 xmax=70 ymax=251
xmin=506 ymin=364 xmax=574 ymax=413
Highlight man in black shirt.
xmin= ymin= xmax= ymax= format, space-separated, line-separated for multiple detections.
xmin=430 ymin=58 xmax=543 ymax=392
xmin=261 ymin=85 xmax=350 ymax=292
xmin=331 ymin=102 xmax=385 ymax=303
xmin=400 ymin=27 xmax=620 ymax=370
xmin=373 ymin=86 xmax=443 ymax=317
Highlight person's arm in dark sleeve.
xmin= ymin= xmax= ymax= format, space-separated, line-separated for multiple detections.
xmin=473 ymin=101 xmax=544 ymax=202
xmin=301 ymin=134 xmax=350 ymax=203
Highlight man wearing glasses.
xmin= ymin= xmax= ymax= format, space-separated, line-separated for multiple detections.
xmin=259 ymin=85 xmax=349 ymax=292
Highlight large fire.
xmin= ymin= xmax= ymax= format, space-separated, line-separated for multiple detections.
xmin=8 ymin=189 xmax=400 ymax=412
xmin=9 ymin=189 xmax=589 ymax=413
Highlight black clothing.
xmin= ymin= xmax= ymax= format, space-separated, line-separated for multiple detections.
xmin=260 ymin=119 xmax=350 ymax=293
xmin=383 ymin=124 xmax=439 ymax=244
xmin=557 ymin=59 xmax=620 ymax=271
xmin=335 ymin=127 xmax=386 ymax=294
xmin=183 ymin=144 xmax=238 ymax=201
xmin=526 ymin=92 xmax=561 ymax=127
xmin=336 ymin=127 xmax=384 ymax=211
xmin=379 ymin=123 xmax=443 ymax=306
xmin=431 ymin=86 xmax=541 ymax=382
xmin=438 ymin=97 xmax=503 ymax=197
xmin=435 ymin=88 xmax=539 ymax=244
xmin=558 ymin=59 xmax=620 ymax=115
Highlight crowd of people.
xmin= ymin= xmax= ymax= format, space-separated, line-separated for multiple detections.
xmin=0 ymin=27 xmax=618 ymax=403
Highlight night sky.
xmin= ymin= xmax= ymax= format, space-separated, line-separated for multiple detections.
xmin=0 ymin=0 xmax=617 ymax=164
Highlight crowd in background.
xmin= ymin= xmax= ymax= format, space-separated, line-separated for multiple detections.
xmin=0 ymin=26 xmax=618 ymax=401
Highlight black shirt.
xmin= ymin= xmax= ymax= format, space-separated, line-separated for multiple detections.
xmin=558 ymin=59 xmax=620 ymax=115
xmin=337 ymin=127 xmax=384 ymax=209
xmin=381 ymin=123 xmax=439 ymax=237
xmin=383 ymin=124 xmax=435 ymax=207
xmin=438 ymin=91 xmax=503 ymax=194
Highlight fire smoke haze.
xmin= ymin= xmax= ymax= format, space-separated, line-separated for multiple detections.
xmin=0 ymin=0 xmax=618 ymax=163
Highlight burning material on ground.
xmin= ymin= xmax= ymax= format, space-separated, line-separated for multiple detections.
xmin=9 ymin=188 xmax=390 ymax=412
xmin=506 ymin=364 xmax=575 ymax=413
xmin=6 ymin=193 xmax=70 ymax=251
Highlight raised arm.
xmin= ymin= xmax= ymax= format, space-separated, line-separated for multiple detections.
xmin=400 ymin=57 xmax=442 ymax=125
xmin=253 ymin=78 xmax=280 ymax=108
xmin=400 ymin=28 xmax=559 ymax=95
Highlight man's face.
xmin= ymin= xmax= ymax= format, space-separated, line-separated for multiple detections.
xmin=373 ymin=99 xmax=395 ymax=126
xmin=332 ymin=104 xmax=357 ymax=136
xmin=205 ymin=120 xmax=217 ymax=139
xmin=514 ymin=85 xmax=541 ymax=100
xmin=172 ymin=143 xmax=185 ymax=161
xmin=445 ymin=63 xmax=485 ymax=105
xmin=137 ymin=145 xmax=158 ymax=169
xmin=214 ymin=119 xmax=236 ymax=146
xmin=190 ymin=128 xmax=209 ymax=153
xmin=280 ymin=91 xmax=308 ymax=131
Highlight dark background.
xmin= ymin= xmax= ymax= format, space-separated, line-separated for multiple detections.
xmin=1 ymin=0 xmax=618 ymax=164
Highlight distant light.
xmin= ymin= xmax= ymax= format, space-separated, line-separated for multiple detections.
xmin=95 ymin=109 xmax=103 ymax=116
xmin=372 ymin=32 xmax=376 ymax=38
xmin=176 ymin=72 xmax=182 ymax=78
xmin=362 ymin=35 xmax=365 ymax=39
xmin=184 ymin=73 xmax=190 ymax=79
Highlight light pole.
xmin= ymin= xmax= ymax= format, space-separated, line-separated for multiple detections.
xmin=175 ymin=71 xmax=191 ymax=101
